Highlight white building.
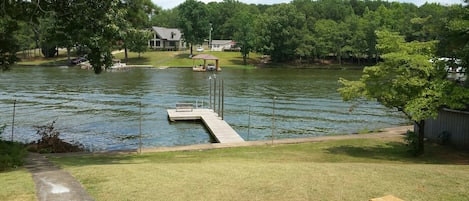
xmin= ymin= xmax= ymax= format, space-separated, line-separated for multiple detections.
xmin=148 ymin=26 xmax=184 ymax=51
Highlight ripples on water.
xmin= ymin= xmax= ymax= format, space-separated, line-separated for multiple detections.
xmin=0 ymin=67 xmax=408 ymax=150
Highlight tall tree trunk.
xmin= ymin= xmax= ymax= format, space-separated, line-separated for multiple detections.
xmin=417 ymin=120 xmax=425 ymax=155
xmin=66 ymin=47 xmax=71 ymax=64
xmin=190 ymin=44 xmax=193 ymax=56
xmin=124 ymin=47 xmax=128 ymax=63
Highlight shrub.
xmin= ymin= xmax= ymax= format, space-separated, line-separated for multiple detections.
xmin=0 ymin=124 xmax=27 ymax=171
xmin=404 ymin=130 xmax=419 ymax=156
xmin=30 ymin=120 xmax=83 ymax=153
xmin=0 ymin=124 xmax=5 ymax=140
xmin=0 ymin=141 xmax=27 ymax=171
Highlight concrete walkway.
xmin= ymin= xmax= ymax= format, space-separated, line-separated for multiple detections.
xmin=25 ymin=153 xmax=94 ymax=201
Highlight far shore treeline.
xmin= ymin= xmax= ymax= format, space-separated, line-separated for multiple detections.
xmin=1 ymin=0 xmax=469 ymax=72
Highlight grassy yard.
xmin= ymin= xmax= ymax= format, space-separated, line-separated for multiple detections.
xmin=39 ymin=137 xmax=469 ymax=201
xmin=1 ymin=137 xmax=469 ymax=200
xmin=15 ymin=49 xmax=262 ymax=68
xmin=113 ymin=51 xmax=261 ymax=68
xmin=0 ymin=169 xmax=36 ymax=201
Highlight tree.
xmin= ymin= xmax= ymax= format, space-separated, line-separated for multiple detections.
xmin=0 ymin=0 xmax=33 ymax=70
xmin=126 ymin=29 xmax=151 ymax=58
xmin=150 ymin=8 xmax=179 ymax=28
xmin=445 ymin=3 xmax=469 ymax=71
xmin=177 ymin=0 xmax=210 ymax=56
xmin=255 ymin=4 xmax=306 ymax=62
xmin=338 ymin=31 xmax=469 ymax=155
xmin=120 ymin=0 xmax=157 ymax=62
xmin=38 ymin=15 xmax=58 ymax=58
xmin=0 ymin=16 xmax=20 ymax=70
xmin=232 ymin=10 xmax=255 ymax=65
xmin=73 ymin=0 xmax=126 ymax=73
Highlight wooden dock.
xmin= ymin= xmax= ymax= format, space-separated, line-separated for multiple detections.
xmin=167 ymin=109 xmax=244 ymax=143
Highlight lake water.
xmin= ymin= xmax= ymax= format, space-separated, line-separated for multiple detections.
xmin=0 ymin=66 xmax=408 ymax=151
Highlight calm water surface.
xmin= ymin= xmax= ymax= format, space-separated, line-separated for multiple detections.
xmin=0 ymin=66 xmax=408 ymax=150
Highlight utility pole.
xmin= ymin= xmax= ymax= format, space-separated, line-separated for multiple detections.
xmin=209 ymin=23 xmax=212 ymax=51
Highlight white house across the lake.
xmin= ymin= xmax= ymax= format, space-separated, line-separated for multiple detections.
xmin=148 ymin=26 xmax=184 ymax=51
xmin=210 ymin=40 xmax=239 ymax=52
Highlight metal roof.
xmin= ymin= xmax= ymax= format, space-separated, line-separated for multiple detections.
xmin=151 ymin=26 xmax=182 ymax=41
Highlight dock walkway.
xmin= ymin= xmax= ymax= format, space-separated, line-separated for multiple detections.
xmin=167 ymin=109 xmax=244 ymax=143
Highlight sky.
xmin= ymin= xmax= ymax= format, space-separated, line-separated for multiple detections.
xmin=151 ymin=0 xmax=464 ymax=10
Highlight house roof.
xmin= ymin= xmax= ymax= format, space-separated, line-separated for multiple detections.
xmin=151 ymin=26 xmax=182 ymax=41
xmin=211 ymin=40 xmax=234 ymax=45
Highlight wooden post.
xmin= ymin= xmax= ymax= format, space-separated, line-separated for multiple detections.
xmin=248 ymin=106 xmax=251 ymax=141
xmin=209 ymin=76 xmax=212 ymax=109
xmin=11 ymin=99 xmax=16 ymax=141
xmin=221 ymin=79 xmax=224 ymax=120
xmin=218 ymin=79 xmax=221 ymax=117
xmin=272 ymin=96 xmax=276 ymax=145
xmin=139 ymin=101 xmax=142 ymax=154
xmin=213 ymin=76 xmax=217 ymax=113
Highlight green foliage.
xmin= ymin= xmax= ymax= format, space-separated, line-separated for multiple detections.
xmin=339 ymin=31 xmax=469 ymax=154
xmin=122 ymin=0 xmax=157 ymax=29
xmin=404 ymin=130 xmax=419 ymax=155
xmin=0 ymin=16 xmax=19 ymax=70
xmin=0 ymin=141 xmax=27 ymax=171
xmin=126 ymin=29 xmax=151 ymax=57
xmin=0 ymin=124 xmax=26 ymax=171
xmin=177 ymin=0 xmax=210 ymax=55
xmin=232 ymin=10 xmax=256 ymax=65
xmin=0 ymin=124 xmax=5 ymax=139
xmin=31 ymin=120 xmax=83 ymax=153
xmin=256 ymin=4 xmax=306 ymax=62
xmin=3 ymin=0 xmax=469 ymax=67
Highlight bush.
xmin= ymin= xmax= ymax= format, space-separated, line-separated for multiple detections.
xmin=29 ymin=120 xmax=83 ymax=153
xmin=0 ymin=124 xmax=5 ymax=140
xmin=404 ymin=130 xmax=419 ymax=156
xmin=0 ymin=141 xmax=27 ymax=171
xmin=0 ymin=123 xmax=27 ymax=171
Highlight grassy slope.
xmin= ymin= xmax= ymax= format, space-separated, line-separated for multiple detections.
xmin=0 ymin=169 xmax=36 ymax=201
xmin=113 ymin=51 xmax=261 ymax=68
xmin=17 ymin=50 xmax=261 ymax=68
xmin=47 ymin=138 xmax=469 ymax=201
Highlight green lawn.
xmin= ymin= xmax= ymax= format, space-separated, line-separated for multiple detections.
xmin=43 ymin=138 xmax=469 ymax=201
xmin=16 ymin=50 xmax=261 ymax=69
xmin=2 ymin=137 xmax=468 ymax=201
xmin=113 ymin=51 xmax=261 ymax=68
xmin=0 ymin=169 xmax=36 ymax=201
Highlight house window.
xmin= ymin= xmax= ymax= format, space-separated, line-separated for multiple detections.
xmin=149 ymin=40 xmax=155 ymax=47
xmin=169 ymin=41 xmax=176 ymax=47
xmin=156 ymin=41 xmax=161 ymax=47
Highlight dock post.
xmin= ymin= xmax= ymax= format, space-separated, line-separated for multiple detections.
xmin=11 ymin=99 xmax=16 ymax=141
xmin=221 ymin=79 xmax=224 ymax=120
xmin=139 ymin=101 xmax=142 ymax=154
xmin=209 ymin=76 xmax=212 ymax=109
xmin=248 ymin=105 xmax=251 ymax=141
xmin=218 ymin=79 xmax=221 ymax=117
xmin=272 ymin=96 xmax=276 ymax=145
xmin=213 ymin=76 xmax=217 ymax=113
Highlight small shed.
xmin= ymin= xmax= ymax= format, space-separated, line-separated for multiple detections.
xmin=192 ymin=54 xmax=221 ymax=71
xmin=416 ymin=108 xmax=469 ymax=149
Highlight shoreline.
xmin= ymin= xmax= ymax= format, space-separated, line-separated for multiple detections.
xmin=45 ymin=125 xmax=412 ymax=157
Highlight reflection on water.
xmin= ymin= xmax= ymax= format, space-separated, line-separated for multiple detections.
xmin=0 ymin=67 xmax=408 ymax=150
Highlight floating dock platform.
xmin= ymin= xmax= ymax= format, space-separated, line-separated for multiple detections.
xmin=167 ymin=109 xmax=244 ymax=143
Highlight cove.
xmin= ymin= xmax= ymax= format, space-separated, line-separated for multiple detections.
xmin=0 ymin=67 xmax=408 ymax=151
